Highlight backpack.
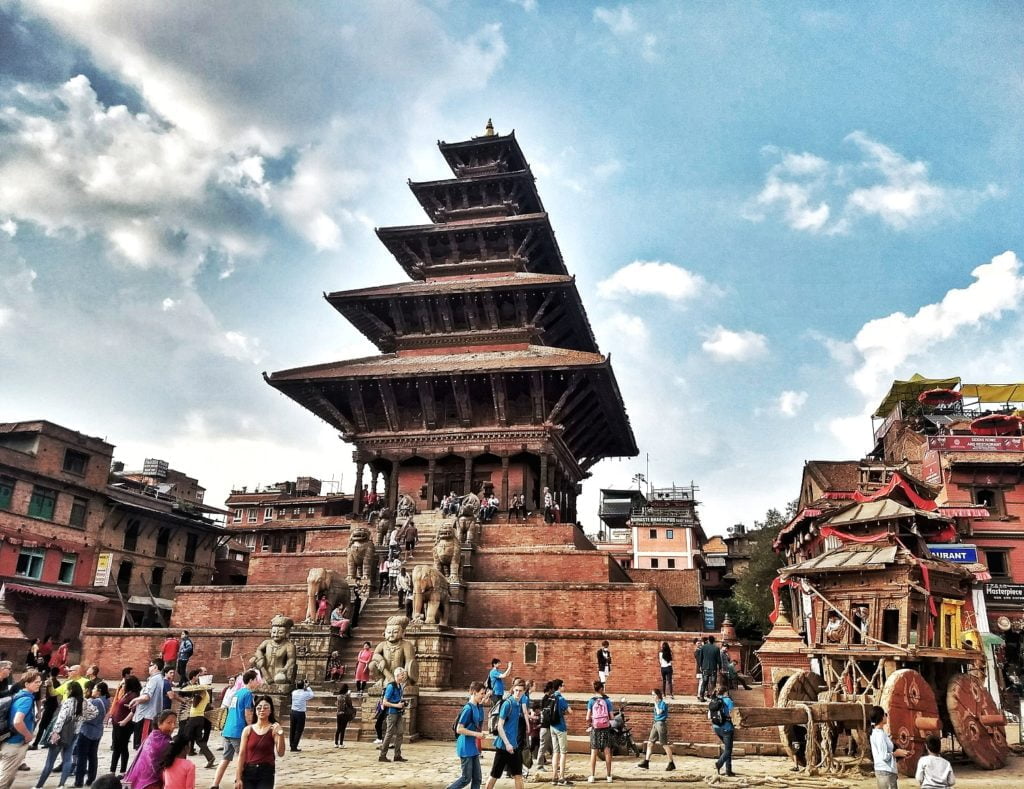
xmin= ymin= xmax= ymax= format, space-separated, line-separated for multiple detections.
xmin=540 ymin=694 xmax=560 ymax=728
xmin=709 ymin=697 xmax=729 ymax=726
xmin=485 ymin=672 xmax=493 ymax=691
xmin=452 ymin=703 xmax=475 ymax=737
xmin=0 ymin=694 xmax=15 ymax=743
xmin=488 ymin=702 xmax=501 ymax=736
xmin=591 ymin=695 xmax=610 ymax=729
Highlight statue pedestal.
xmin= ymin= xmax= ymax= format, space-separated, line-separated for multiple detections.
xmin=460 ymin=545 xmax=474 ymax=582
xmin=291 ymin=624 xmax=342 ymax=687
xmin=448 ymin=582 xmax=465 ymax=627
xmin=408 ymin=622 xmax=455 ymax=691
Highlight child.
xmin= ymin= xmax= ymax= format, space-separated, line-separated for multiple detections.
xmin=315 ymin=594 xmax=329 ymax=625
xmin=869 ymin=705 xmax=908 ymax=788
xmin=915 ymin=735 xmax=955 ymax=788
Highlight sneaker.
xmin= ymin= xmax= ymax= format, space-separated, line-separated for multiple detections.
xmin=378 ymin=755 xmax=389 ymax=762
xmin=394 ymin=756 xmax=408 ymax=762
xmin=665 ymin=762 xmax=676 ymax=771
xmin=637 ymin=760 xmax=649 ymax=769
xmin=606 ymin=778 xmax=613 ymax=784
xmin=373 ymin=739 xmax=382 ymax=745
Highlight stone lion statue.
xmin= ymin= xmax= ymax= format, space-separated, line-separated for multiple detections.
xmin=397 ymin=493 xmax=417 ymax=518
xmin=347 ymin=526 xmax=375 ymax=594
xmin=433 ymin=522 xmax=461 ymax=584
xmin=456 ymin=492 xmax=480 ymax=544
xmin=411 ymin=564 xmax=449 ymax=626
xmin=374 ymin=507 xmax=394 ymax=547
xmin=304 ymin=568 xmax=350 ymax=623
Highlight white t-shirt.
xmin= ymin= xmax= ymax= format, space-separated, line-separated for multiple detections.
xmin=659 ymin=654 xmax=672 ymax=668
xmin=915 ymin=753 xmax=955 ymax=788
xmin=870 ymin=727 xmax=896 ymax=774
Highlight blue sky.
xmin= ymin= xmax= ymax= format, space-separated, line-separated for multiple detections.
xmin=1 ymin=1 xmax=1021 ymax=534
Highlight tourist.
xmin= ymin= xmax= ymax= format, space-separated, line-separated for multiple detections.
xmin=547 ymin=679 xmax=571 ymax=787
xmin=869 ymin=705 xmax=908 ymax=788
xmin=124 ymin=710 xmax=176 ymax=789
xmin=109 ymin=668 xmax=133 ymax=720
xmin=585 ymin=680 xmax=614 ymax=784
xmin=35 ymin=681 xmax=97 ymax=788
xmin=52 ymin=640 xmax=71 ymax=673
xmin=74 ymin=681 xmax=110 ymax=787
xmin=0 ymin=662 xmax=13 ymax=699
xmin=212 ymin=669 xmax=258 ymax=789
xmin=160 ymin=734 xmax=196 ymax=789
xmin=162 ymin=669 xmax=176 ymax=713
xmin=596 ymin=641 xmax=612 ymax=685
xmin=387 ymin=554 xmax=403 ymax=594
xmin=378 ymin=556 xmax=391 ymax=596
xmin=38 ymin=637 xmax=54 ymax=669
xmin=708 ymin=686 xmax=736 ymax=777
xmin=109 ymin=675 xmax=141 ymax=774
xmin=315 ymin=595 xmax=329 ymax=626
xmin=176 ymin=632 xmax=194 ymax=688
xmin=55 ymin=664 xmax=86 ymax=700
xmin=354 ymin=642 xmax=373 ymax=696
xmin=543 ymin=487 xmax=554 ymax=524
xmin=388 ymin=526 xmax=401 ymax=560
xmin=128 ymin=658 xmax=166 ymax=747
xmin=235 ymin=696 xmax=285 ymax=789
xmin=396 ymin=568 xmax=412 ymax=609
xmin=507 ymin=494 xmax=523 ymax=523
xmin=179 ymin=679 xmax=215 ymax=769
xmin=0 ymin=669 xmax=43 ymax=789
xmin=484 ymin=680 xmax=525 ymax=789
xmin=160 ymin=633 xmax=180 ymax=674
xmin=534 ymin=682 xmax=554 ymax=772
xmin=637 ymin=688 xmax=675 ymax=772
xmin=31 ymin=667 xmax=62 ymax=750
xmin=329 ymin=604 xmax=350 ymax=637
xmin=723 ymin=651 xmax=751 ymax=691
xmin=915 ymin=734 xmax=955 ymax=788
xmin=488 ymin=659 xmax=513 ymax=700
xmin=288 ymin=681 xmax=314 ymax=752
xmin=447 ymin=681 xmax=487 ymax=789
xmin=692 ymin=638 xmax=702 ymax=689
xmin=403 ymin=520 xmax=418 ymax=559
xmin=334 ymin=684 xmax=355 ymax=748
xmin=659 ymin=642 xmax=673 ymax=699
xmin=26 ymin=639 xmax=40 ymax=670
xmin=378 ymin=667 xmax=409 ymax=763
xmin=350 ymin=588 xmax=362 ymax=630
xmin=326 ymin=651 xmax=344 ymax=682
xmin=697 ymin=636 xmax=723 ymax=703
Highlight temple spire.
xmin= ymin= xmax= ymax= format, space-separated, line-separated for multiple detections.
xmin=484 ymin=118 xmax=495 ymax=137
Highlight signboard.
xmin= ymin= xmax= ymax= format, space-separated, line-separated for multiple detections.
xmin=985 ymin=583 xmax=1024 ymax=605
xmin=928 ymin=544 xmax=978 ymax=563
xmin=928 ymin=436 xmax=1024 ymax=452
xmin=631 ymin=514 xmax=693 ymax=525
xmin=703 ymin=599 xmax=715 ymax=630
xmin=921 ymin=450 xmax=941 ymax=485
xmin=93 ymin=552 xmax=112 ymax=587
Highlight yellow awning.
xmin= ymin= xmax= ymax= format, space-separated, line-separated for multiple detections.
xmin=959 ymin=384 xmax=1024 ymax=403
xmin=873 ymin=374 xmax=961 ymax=418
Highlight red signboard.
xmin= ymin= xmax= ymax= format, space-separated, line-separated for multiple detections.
xmin=927 ymin=436 xmax=1024 ymax=452
xmin=921 ymin=450 xmax=941 ymax=485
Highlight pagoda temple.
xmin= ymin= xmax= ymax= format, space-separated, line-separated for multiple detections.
xmin=266 ymin=122 xmax=638 ymax=517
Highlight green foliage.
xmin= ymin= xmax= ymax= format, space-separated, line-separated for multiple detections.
xmin=727 ymin=501 xmax=797 ymax=639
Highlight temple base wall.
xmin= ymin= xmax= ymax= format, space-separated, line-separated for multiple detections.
xmin=473 ymin=548 xmax=627 ymax=583
xmin=247 ymin=552 xmax=349 ymax=585
xmin=170 ymin=585 xmax=308 ymax=629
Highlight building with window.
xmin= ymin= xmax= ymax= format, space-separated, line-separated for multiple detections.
xmin=0 ymin=420 xmax=227 ymax=641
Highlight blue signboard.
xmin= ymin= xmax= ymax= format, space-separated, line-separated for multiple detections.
xmin=703 ymin=600 xmax=715 ymax=630
xmin=927 ymin=544 xmax=978 ymax=564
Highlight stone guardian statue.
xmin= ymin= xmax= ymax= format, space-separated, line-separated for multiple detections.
xmin=253 ymin=614 xmax=298 ymax=685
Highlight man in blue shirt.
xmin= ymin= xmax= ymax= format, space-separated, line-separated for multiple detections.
xmin=446 ymin=681 xmax=488 ymax=789
xmin=709 ymin=687 xmax=737 ymax=777
xmin=379 ymin=667 xmax=409 ymax=763
xmin=212 ymin=669 xmax=258 ymax=789
xmin=0 ymin=670 xmax=43 ymax=789
xmin=488 ymin=658 xmax=512 ymax=700
xmin=289 ymin=681 xmax=316 ymax=752
xmin=547 ymin=679 xmax=572 ymax=787
xmin=485 ymin=680 xmax=525 ymax=789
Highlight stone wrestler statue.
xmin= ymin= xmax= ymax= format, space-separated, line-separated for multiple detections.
xmin=370 ymin=615 xmax=418 ymax=687
xmin=253 ymin=613 xmax=297 ymax=685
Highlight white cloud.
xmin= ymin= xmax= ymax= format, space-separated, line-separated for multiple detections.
xmin=776 ymin=390 xmax=809 ymax=417
xmin=594 ymin=6 xmax=637 ymax=36
xmin=507 ymin=0 xmax=538 ymax=11
xmin=747 ymin=133 xmax=999 ymax=234
xmin=597 ymin=260 xmax=708 ymax=302
xmin=593 ymin=159 xmax=623 ymax=179
xmin=0 ymin=220 xmax=16 ymax=237
xmin=603 ymin=312 xmax=649 ymax=342
xmin=161 ymin=298 xmax=178 ymax=311
xmin=701 ymin=326 xmax=768 ymax=362
xmin=222 ymin=331 xmax=264 ymax=365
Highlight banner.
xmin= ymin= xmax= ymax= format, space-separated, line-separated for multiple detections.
xmin=928 ymin=436 xmax=1024 ymax=452
xmin=985 ymin=583 xmax=1024 ymax=604
xmin=93 ymin=552 xmax=112 ymax=587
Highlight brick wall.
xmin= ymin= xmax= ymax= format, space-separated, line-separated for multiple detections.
xmin=479 ymin=523 xmax=595 ymax=550
xmin=247 ymin=552 xmax=349 ymax=585
xmin=472 ymin=549 xmax=619 ymax=583
xmin=458 ymin=581 xmax=674 ymax=635
xmin=170 ymin=585 xmax=308 ymax=629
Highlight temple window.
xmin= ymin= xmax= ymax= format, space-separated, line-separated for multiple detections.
xmin=221 ymin=639 xmax=233 ymax=658
xmin=909 ymin=613 xmax=920 ymax=646
xmin=882 ymin=609 xmax=900 ymax=645
xmin=155 ymin=528 xmax=170 ymax=558
xmin=524 ymin=642 xmax=538 ymax=664
xmin=851 ymin=604 xmax=869 ymax=644
xmin=984 ymin=549 xmax=1010 ymax=579
xmin=971 ymin=487 xmax=1004 ymax=516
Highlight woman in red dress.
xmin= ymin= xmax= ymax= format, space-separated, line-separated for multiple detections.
xmin=354 ymin=641 xmax=373 ymax=696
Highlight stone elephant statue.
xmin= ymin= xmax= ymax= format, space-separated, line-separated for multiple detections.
xmin=456 ymin=492 xmax=480 ymax=544
xmin=411 ymin=564 xmax=449 ymax=626
xmin=433 ymin=522 xmax=461 ymax=584
xmin=346 ymin=526 xmax=375 ymax=593
xmin=305 ymin=568 xmax=350 ymax=623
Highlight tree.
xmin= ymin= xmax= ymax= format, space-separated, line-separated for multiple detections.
xmin=725 ymin=501 xmax=797 ymax=639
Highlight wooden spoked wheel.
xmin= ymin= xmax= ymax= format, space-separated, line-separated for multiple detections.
xmin=946 ymin=672 xmax=1008 ymax=770
xmin=776 ymin=670 xmax=823 ymax=763
xmin=879 ymin=669 xmax=939 ymax=777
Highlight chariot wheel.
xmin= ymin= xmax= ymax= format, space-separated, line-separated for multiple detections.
xmin=776 ymin=670 xmax=824 ymax=763
xmin=947 ymin=672 xmax=1008 ymax=770
xmin=879 ymin=669 xmax=939 ymax=777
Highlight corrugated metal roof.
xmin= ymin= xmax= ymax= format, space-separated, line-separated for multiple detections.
xmin=781 ymin=545 xmax=898 ymax=576
xmin=826 ymin=499 xmax=939 ymax=525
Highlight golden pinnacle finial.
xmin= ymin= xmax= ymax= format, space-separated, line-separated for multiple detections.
xmin=484 ymin=118 xmax=495 ymax=137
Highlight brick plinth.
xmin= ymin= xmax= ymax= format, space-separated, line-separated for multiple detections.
xmin=247 ymin=552 xmax=349 ymax=585
xmin=479 ymin=523 xmax=595 ymax=550
xmin=170 ymin=585 xmax=308 ymax=629
xmin=472 ymin=548 xmax=628 ymax=583
xmin=408 ymin=623 xmax=455 ymax=691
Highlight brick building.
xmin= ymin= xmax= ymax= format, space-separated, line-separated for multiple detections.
xmin=0 ymin=420 xmax=227 ymax=642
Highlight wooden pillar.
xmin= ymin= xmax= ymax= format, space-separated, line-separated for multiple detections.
xmin=500 ymin=456 xmax=510 ymax=510
xmin=388 ymin=462 xmax=400 ymax=511
xmin=538 ymin=454 xmax=548 ymax=510
xmin=353 ymin=461 xmax=365 ymax=516
xmin=464 ymin=455 xmax=473 ymax=497
xmin=371 ymin=469 xmax=380 ymax=496
xmin=427 ymin=458 xmax=437 ymax=510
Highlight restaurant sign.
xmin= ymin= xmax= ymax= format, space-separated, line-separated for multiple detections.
xmin=985 ymin=583 xmax=1024 ymax=605
xmin=927 ymin=544 xmax=978 ymax=563
xmin=928 ymin=435 xmax=1024 ymax=452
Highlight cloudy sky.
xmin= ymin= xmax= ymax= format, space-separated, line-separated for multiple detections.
xmin=1 ymin=1 xmax=1022 ymax=534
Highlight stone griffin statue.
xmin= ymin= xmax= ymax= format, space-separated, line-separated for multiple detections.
xmin=455 ymin=492 xmax=480 ymax=544
xmin=374 ymin=507 xmax=395 ymax=547
xmin=253 ymin=614 xmax=297 ymax=685
xmin=346 ymin=525 xmax=375 ymax=596
xmin=397 ymin=493 xmax=416 ymax=518
xmin=370 ymin=615 xmax=418 ymax=687
xmin=304 ymin=568 xmax=350 ymax=623
xmin=411 ymin=565 xmax=450 ymax=626
xmin=433 ymin=522 xmax=461 ymax=584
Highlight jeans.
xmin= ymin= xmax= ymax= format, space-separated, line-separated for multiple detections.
xmin=660 ymin=666 xmax=673 ymax=696
xmin=241 ymin=763 xmax=275 ymax=789
xmin=289 ymin=710 xmax=306 ymax=751
xmin=699 ymin=671 xmax=716 ymax=699
xmin=335 ymin=715 xmax=350 ymax=746
xmin=73 ymin=736 xmax=100 ymax=786
xmin=874 ymin=771 xmax=898 ymax=789
xmin=713 ymin=724 xmax=733 ymax=774
xmin=36 ymin=738 xmax=75 ymax=787
xmin=110 ymin=724 xmax=132 ymax=774
xmin=175 ymin=659 xmax=189 ymax=685
xmin=446 ymin=755 xmax=482 ymax=789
